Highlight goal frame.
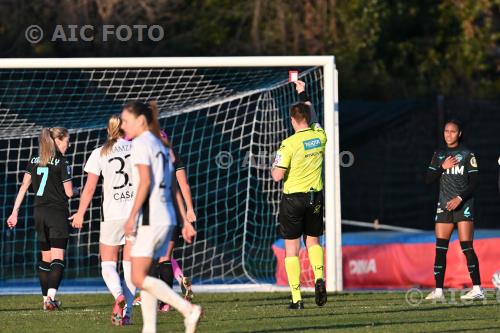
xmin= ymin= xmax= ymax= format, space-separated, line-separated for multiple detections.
xmin=0 ymin=56 xmax=342 ymax=292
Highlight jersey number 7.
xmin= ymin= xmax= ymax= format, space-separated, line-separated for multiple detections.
xmin=36 ymin=167 xmax=49 ymax=196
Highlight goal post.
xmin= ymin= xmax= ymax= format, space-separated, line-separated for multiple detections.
xmin=0 ymin=56 xmax=342 ymax=292
xmin=324 ymin=61 xmax=343 ymax=292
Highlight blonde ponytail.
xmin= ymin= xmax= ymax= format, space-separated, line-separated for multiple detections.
xmin=39 ymin=128 xmax=55 ymax=166
xmin=38 ymin=127 xmax=68 ymax=166
xmin=101 ymin=114 xmax=124 ymax=156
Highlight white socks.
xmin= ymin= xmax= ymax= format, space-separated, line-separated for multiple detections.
xmin=122 ymin=260 xmax=136 ymax=294
xmin=101 ymin=261 xmax=122 ymax=299
xmin=47 ymin=288 xmax=57 ymax=300
xmin=473 ymin=285 xmax=482 ymax=292
xmin=122 ymin=260 xmax=135 ymax=315
xmin=141 ymin=276 xmax=191 ymax=317
xmin=435 ymin=288 xmax=443 ymax=295
xmin=140 ymin=290 xmax=157 ymax=333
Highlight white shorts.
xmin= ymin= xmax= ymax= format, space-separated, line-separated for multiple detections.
xmin=99 ymin=219 xmax=127 ymax=246
xmin=131 ymin=224 xmax=175 ymax=259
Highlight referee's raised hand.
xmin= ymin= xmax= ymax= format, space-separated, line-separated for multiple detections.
xmin=294 ymin=80 xmax=305 ymax=94
xmin=441 ymin=156 xmax=458 ymax=169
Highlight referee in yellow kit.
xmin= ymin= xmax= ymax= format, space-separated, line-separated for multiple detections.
xmin=272 ymin=79 xmax=327 ymax=309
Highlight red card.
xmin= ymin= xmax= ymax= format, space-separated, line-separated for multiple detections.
xmin=289 ymin=71 xmax=298 ymax=82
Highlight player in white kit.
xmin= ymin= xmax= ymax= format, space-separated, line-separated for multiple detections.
xmin=120 ymin=100 xmax=201 ymax=333
xmin=70 ymin=115 xmax=136 ymax=325
xmin=133 ymin=131 xmax=196 ymax=311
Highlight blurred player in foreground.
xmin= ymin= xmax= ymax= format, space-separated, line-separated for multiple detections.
xmin=121 ymin=100 xmax=202 ymax=333
xmin=134 ymin=130 xmax=195 ymax=312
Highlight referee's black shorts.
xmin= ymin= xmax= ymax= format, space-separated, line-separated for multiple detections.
xmin=34 ymin=206 xmax=69 ymax=251
xmin=279 ymin=191 xmax=324 ymax=239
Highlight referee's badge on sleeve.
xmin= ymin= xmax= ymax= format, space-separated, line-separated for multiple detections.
xmin=67 ymin=164 xmax=72 ymax=176
xmin=273 ymin=152 xmax=282 ymax=167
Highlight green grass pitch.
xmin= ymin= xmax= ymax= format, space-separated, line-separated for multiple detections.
xmin=1 ymin=291 xmax=500 ymax=332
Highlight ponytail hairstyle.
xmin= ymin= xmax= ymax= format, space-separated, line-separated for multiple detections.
xmin=39 ymin=127 xmax=69 ymax=166
xmin=101 ymin=114 xmax=124 ymax=156
xmin=147 ymin=100 xmax=170 ymax=147
xmin=122 ymin=100 xmax=170 ymax=147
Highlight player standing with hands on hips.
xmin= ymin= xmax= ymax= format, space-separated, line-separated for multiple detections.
xmin=272 ymin=78 xmax=327 ymax=309
xmin=120 ymin=100 xmax=202 ymax=333
xmin=7 ymin=127 xmax=76 ymax=310
xmin=425 ymin=119 xmax=483 ymax=301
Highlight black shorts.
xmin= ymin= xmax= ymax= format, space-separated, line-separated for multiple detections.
xmin=279 ymin=191 xmax=324 ymax=239
xmin=435 ymin=198 xmax=474 ymax=223
xmin=34 ymin=207 xmax=69 ymax=249
xmin=170 ymin=201 xmax=185 ymax=246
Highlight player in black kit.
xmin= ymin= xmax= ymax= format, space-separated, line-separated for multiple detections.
xmin=425 ymin=119 xmax=483 ymax=301
xmin=6 ymin=127 xmax=77 ymax=310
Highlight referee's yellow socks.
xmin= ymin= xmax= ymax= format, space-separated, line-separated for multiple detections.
xmin=285 ymin=256 xmax=301 ymax=303
xmin=308 ymin=244 xmax=324 ymax=281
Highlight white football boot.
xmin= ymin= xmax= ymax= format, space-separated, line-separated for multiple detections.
xmin=425 ymin=289 xmax=445 ymax=301
xmin=460 ymin=288 xmax=485 ymax=301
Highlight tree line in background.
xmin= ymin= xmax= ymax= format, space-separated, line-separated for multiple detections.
xmin=0 ymin=0 xmax=498 ymax=99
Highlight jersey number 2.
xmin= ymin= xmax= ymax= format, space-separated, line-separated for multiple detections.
xmin=36 ymin=167 xmax=49 ymax=196
xmin=156 ymin=151 xmax=169 ymax=189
